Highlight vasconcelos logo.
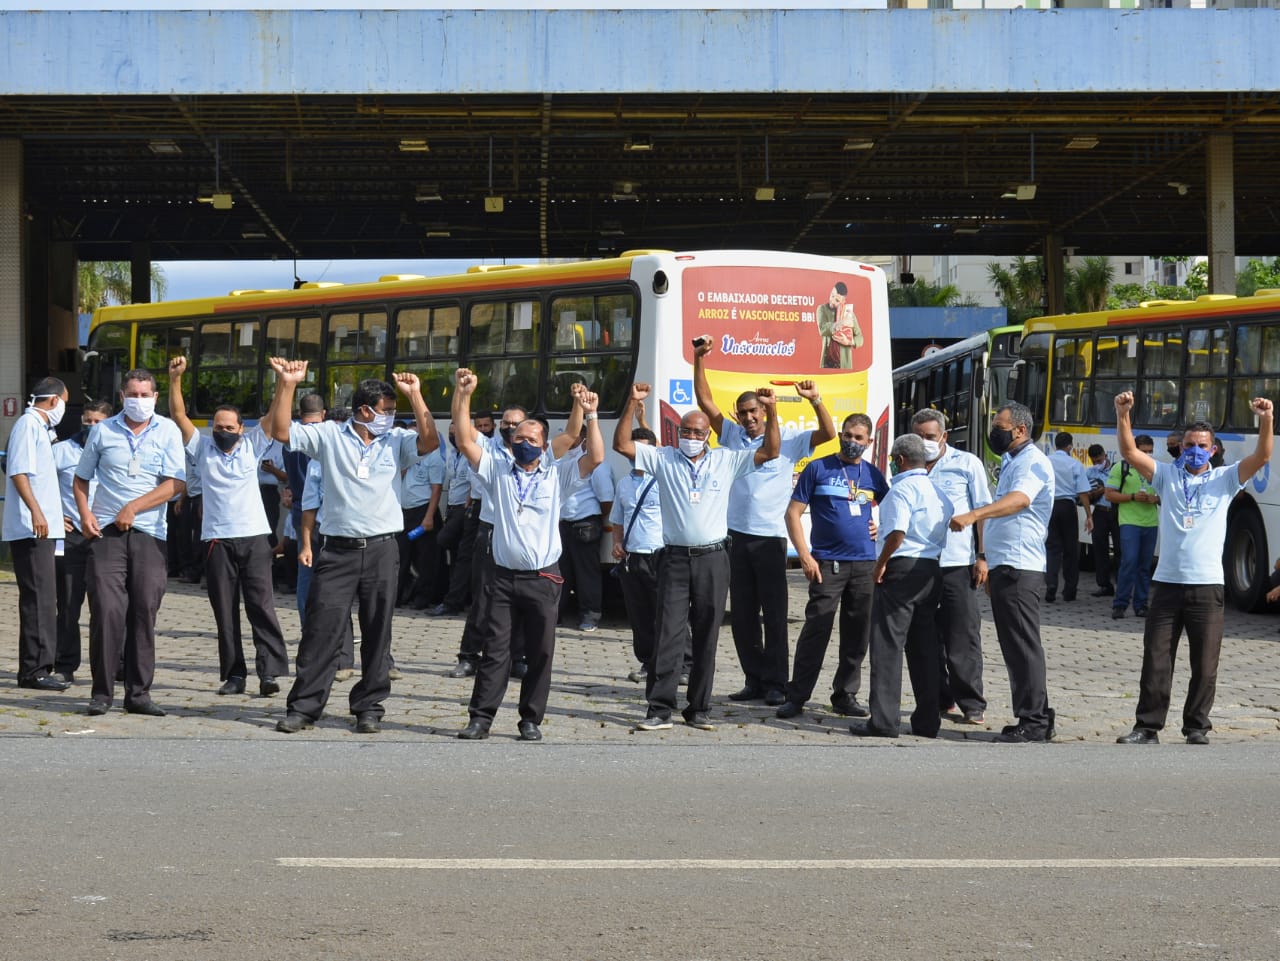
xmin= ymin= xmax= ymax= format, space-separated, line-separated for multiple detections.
xmin=720 ymin=334 xmax=797 ymax=357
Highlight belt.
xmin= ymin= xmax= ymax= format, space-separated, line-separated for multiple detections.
xmin=322 ymin=532 xmax=396 ymax=551
xmin=1054 ymin=497 xmax=1078 ymax=503
xmin=663 ymin=539 xmax=729 ymax=557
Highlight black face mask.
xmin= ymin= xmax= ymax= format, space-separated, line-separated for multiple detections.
xmin=75 ymin=426 xmax=91 ymax=446
xmin=212 ymin=429 xmax=240 ymax=453
xmin=1167 ymin=445 xmax=1181 ymax=459
xmin=478 ymin=426 xmax=494 ymax=438
xmin=988 ymin=426 xmax=1014 ymax=455
xmin=500 ymin=425 xmax=516 ymax=444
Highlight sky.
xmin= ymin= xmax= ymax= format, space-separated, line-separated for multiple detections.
xmin=2 ymin=2 xmax=854 ymax=9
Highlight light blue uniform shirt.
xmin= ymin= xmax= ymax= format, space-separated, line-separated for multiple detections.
xmin=255 ymin=436 xmax=286 ymax=486
xmin=3 ymin=408 xmax=62 ymax=541
xmin=927 ymin=445 xmax=993 ymax=567
xmin=608 ymin=468 xmax=664 ymax=554
xmin=185 ymin=426 xmax=272 ymax=539
xmin=183 ymin=444 xmax=203 ymax=498
xmin=288 ymin=420 xmax=420 ymax=538
xmin=985 ymin=441 xmax=1055 ymax=572
xmin=562 ymin=458 xmax=616 ymax=521
xmin=718 ymin=421 xmax=813 ymax=537
xmin=475 ymin=448 xmax=579 ymax=570
xmin=477 ymin=434 xmax=511 ymax=524
xmin=444 ymin=447 xmax=471 ymax=507
xmin=632 ymin=443 xmax=756 ymax=547
xmin=301 ymin=459 xmax=324 ymax=513
xmin=75 ymin=412 xmax=186 ymax=541
xmin=400 ymin=448 xmax=445 ymax=509
xmin=1150 ymin=461 xmax=1244 ymax=585
xmin=1050 ymin=448 xmax=1090 ymax=502
xmin=53 ymin=437 xmax=94 ymax=529
xmin=878 ymin=468 xmax=952 ymax=560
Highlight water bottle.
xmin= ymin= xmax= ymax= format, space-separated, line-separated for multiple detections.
xmin=407 ymin=526 xmax=427 ymax=541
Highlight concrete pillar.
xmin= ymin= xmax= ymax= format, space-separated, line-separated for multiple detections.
xmin=0 ymin=138 xmax=25 ymax=443
xmin=1206 ymin=133 xmax=1236 ymax=296
xmin=131 ymin=242 xmax=152 ymax=304
xmin=1043 ymin=232 xmax=1065 ymax=315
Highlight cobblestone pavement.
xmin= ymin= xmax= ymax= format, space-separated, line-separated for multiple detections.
xmin=2 ymin=572 xmax=1278 ymax=744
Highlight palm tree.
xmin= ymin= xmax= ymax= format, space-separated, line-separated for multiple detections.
xmin=1064 ymin=256 xmax=1114 ymax=314
xmin=986 ymin=256 xmax=1044 ymax=324
xmin=887 ymin=279 xmax=979 ymax=308
xmin=77 ymin=261 xmax=167 ymax=313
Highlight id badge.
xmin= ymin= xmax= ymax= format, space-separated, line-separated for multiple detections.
xmin=357 ymin=461 xmax=371 ymax=480
xmin=1182 ymin=513 xmax=1195 ymax=530
xmin=128 ymin=455 xmax=142 ymax=477
xmin=518 ymin=507 xmax=537 ymax=527
xmin=848 ymin=501 xmax=862 ymax=517
xmin=689 ymin=489 xmax=702 ymax=505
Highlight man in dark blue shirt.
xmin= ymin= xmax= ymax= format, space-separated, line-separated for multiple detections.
xmin=776 ymin=412 xmax=889 ymax=720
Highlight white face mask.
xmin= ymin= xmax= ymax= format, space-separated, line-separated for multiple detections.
xmin=122 ymin=396 xmax=156 ymax=423
xmin=362 ymin=408 xmax=395 ymax=437
xmin=31 ymin=395 xmax=65 ymax=427
xmin=921 ymin=439 xmax=941 ymax=462
xmin=678 ymin=437 xmax=705 ymax=458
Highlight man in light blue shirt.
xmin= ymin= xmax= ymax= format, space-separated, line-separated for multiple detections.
xmin=1045 ymin=431 xmax=1094 ymax=602
xmin=265 ymin=356 xmax=439 ymax=735
xmin=911 ymin=408 xmax=993 ymax=726
xmin=74 ymin=367 xmax=187 ymax=716
xmin=693 ymin=335 xmax=835 ymax=704
xmin=950 ymin=402 xmax=1056 ymax=743
xmin=615 ymin=380 xmax=781 ymax=732
xmin=396 ymin=445 xmax=445 ymax=609
xmin=558 ymin=443 xmax=615 ymax=631
xmin=1114 ymin=392 xmax=1274 ymax=746
xmin=452 ymin=368 xmax=603 ymax=742
xmin=432 ymin=426 xmax=474 ymax=618
xmin=853 ymin=434 xmax=952 ymax=738
xmin=4 ymin=377 xmax=72 ymax=693
xmin=168 ymin=356 xmax=288 ymax=698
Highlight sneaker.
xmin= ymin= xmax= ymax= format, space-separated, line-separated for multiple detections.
xmin=387 ymin=666 xmax=403 ymax=680
xmin=53 ymin=671 xmax=76 ymax=685
xmin=579 ymin=618 xmax=599 ymax=632
xmin=684 ymin=713 xmax=716 ymax=731
xmin=941 ymin=703 xmax=962 ymax=721
xmin=633 ymin=714 xmax=673 ymax=731
xmin=961 ymin=711 xmax=985 ymax=725
xmin=627 ymin=666 xmax=647 ymax=683
xmin=428 ymin=603 xmax=461 ymax=617
xmin=334 ymin=668 xmax=355 ymax=681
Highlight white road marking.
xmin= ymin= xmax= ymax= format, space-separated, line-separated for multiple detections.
xmin=277 ymin=857 xmax=1280 ymax=871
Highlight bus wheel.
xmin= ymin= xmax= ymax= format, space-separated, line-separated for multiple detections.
xmin=1225 ymin=507 xmax=1268 ymax=612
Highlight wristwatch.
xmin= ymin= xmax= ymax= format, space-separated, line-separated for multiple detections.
xmin=584 ymin=412 xmax=598 ymax=422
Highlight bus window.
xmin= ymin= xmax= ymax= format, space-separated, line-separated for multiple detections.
xmin=394 ymin=305 xmax=461 ymax=414
xmin=137 ymin=321 xmax=194 ymax=414
xmin=1016 ymin=332 xmax=1050 ymax=438
xmin=466 ymin=300 xmax=541 ymax=412
xmin=470 ymin=300 xmax=540 ymax=356
xmin=1235 ymin=323 xmax=1280 ymax=376
xmin=267 ymin=314 xmax=322 ymax=367
xmin=1232 ymin=377 xmax=1280 ymax=428
xmin=1051 ymin=336 xmax=1088 ymax=424
xmin=327 ymin=364 xmax=387 ymax=411
xmin=328 ymin=309 xmax=388 ymax=363
xmin=545 ymin=292 xmax=638 ymax=414
xmin=195 ymin=320 xmax=261 ymax=416
xmin=83 ymin=320 xmax=131 ymax=404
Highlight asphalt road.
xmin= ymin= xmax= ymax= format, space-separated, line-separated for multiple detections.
xmin=5 ymin=739 xmax=1279 ymax=961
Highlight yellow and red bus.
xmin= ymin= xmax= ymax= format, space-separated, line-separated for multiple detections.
xmin=1011 ymin=289 xmax=1280 ymax=610
xmin=83 ymin=248 xmax=893 ymax=472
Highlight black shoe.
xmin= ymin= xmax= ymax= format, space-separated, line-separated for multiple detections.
xmin=1185 ymin=730 xmax=1210 ymax=746
xmin=684 ymin=713 xmax=716 ymax=731
xmin=633 ymin=714 xmax=673 ymax=731
xmin=996 ymin=724 xmax=1050 ymax=743
xmin=775 ymin=701 xmax=804 ymax=720
xmin=517 ymin=720 xmax=543 ymax=742
xmin=447 ymin=659 xmax=477 ymax=679
xmin=510 ymin=660 xmax=529 ymax=680
xmin=1044 ymin=592 xmax=1055 ymax=603
xmin=764 ymin=688 xmax=787 ymax=707
xmin=1116 ymin=727 xmax=1160 ymax=745
xmin=217 ymin=676 xmax=246 ymax=696
xmin=1062 ymin=592 xmax=1077 ymax=602
xmin=17 ymin=674 xmax=71 ymax=692
xmin=830 ymin=695 xmax=869 ymax=718
xmin=52 ymin=671 xmax=76 ymax=685
xmin=355 ymin=713 xmax=381 ymax=734
xmin=260 ymin=676 xmax=281 ymax=697
xmin=627 ymin=666 xmax=648 ymax=683
xmin=1111 ymin=607 xmax=1126 ymax=619
xmin=123 ymin=699 xmax=166 ymax=717
xmin=428 ymin=604 xmax=461 ymax=617
xmin=457 ymin=719 xmax=491 ymax=740
xmin=849 ymin=722 xmax=898 ymax=738
xmin=1092 ymin=586 xmax=1115 ymax=597
xmin=276 ymin=713 xmax=314 ymax=733
xmin=86 ymin=699 xmax=110 ymax=716
xmin=1046 ymin=707 xmax=1057 ymax=741
xmin=728 ymin=685 xmax=762 ymax=702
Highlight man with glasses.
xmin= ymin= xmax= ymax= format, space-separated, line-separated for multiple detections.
xmin=692 ymin=335 xmax=835 ymax=706
xmin=615 ymin=381 xmax=781 ymax=732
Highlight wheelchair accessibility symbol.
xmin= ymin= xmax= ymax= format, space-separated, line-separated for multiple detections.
xmin=669 ymin=379 xmax=693 ymax=405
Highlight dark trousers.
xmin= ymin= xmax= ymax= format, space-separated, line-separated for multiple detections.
xmin=786 ymin=559 xmax=874 ymax=705
xmin=1091 ymin=506 xmax=1120 ymax=588
xmin=987 ymin=565 xmax=1051 ymax=734
xmin=728 ymin=531 xmax=790 ymax=690
xmin=296 ymin=560 xmax=354 ymax=670
xmin=937 ymin=564 xmax=986 ymax=715
xmin=647 ymin=548 xmax=730 ymax=720
xmin=1044 ymin=499 xmax=1081 ymax=597
xmin=87 ymin=527 xmax=168 ymax=706
xmin=458 ymin=520 xmax=494 ymax=661
xmin=12 ymin=537 xmax=57 ymax=681
xmin=259 ymin=484 xmax=281 ymax=547
xmin=183 ymin=495 xmax=204 ymax=579
xmin=1135 ymin=581 xmax=1224 ymax=736
xmin=205 ymin=535 xmax=289 ymax=682
xmin=558 ymin=516 xmax=604 ymax=620
xmin=286 ymin=537 xmax=397 ymax=721
xmin=868 ymin=557 xmax=943 ymax=737
xmin=55 ymin=528 xmax=92 ymax=676
xmin=468 ymin=564 xmax=562 ymax=725
xmin=619 ymin=552 xmax=693 ymax=672
xmin=398 ymin=504 xmax=441 ymax=605
xmin=443 ymin=501 xmax=478 ymax=610
xmin=436 ymin=502 xmax=468 ymax=604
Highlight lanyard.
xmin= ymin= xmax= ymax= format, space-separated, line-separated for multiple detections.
xmin=124 ymin=420 xmax=153 ymax=458
xmin=1179 ymin=469 xmax=1204 ymax=516
xmin=841 ymin=461 xmax=868 ymax=503
xmin=683 ymin=452 xmax=708 ymax=490
xmin=344 ymin=423 xmax=379 ymax=470
xmin=512 ymin=464 xmax=543 ymax=513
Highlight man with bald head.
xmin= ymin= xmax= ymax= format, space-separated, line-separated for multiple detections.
xmin=614 ymin=381 xmax=781 ymax=732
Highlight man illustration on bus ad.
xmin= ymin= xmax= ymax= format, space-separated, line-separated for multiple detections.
xmin=818 ymin=281 xmax=863 ymax=369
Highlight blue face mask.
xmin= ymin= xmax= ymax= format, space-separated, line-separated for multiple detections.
xmin=511 ymin=440 xmax=542 ymax=466
xmin=1181 ymin=445 xmax=1212 ymax=470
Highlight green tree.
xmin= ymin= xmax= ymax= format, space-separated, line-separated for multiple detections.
xmin=986 ymin=256 xmax=1044 ymax=324
xmin=1106 ymin=282 xmax=1195 ymax=309
xmin=77 ymin=260 xmax=167 ymax=313
xmin=1063 ymin=256 xmax=1115 ymax=314
xmin=1236 ymin=257 xmax=1280 ymax=297
xmin=887 ymin=279 xmax=979 ymax=308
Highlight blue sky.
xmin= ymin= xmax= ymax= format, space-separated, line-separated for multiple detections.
xmin=3 ymin=2 xmax=853 ymax=9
